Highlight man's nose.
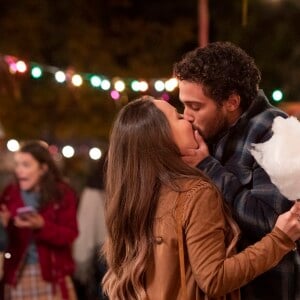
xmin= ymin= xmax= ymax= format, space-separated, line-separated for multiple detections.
xmin=183 ymin=109 xmax=194 ymax=122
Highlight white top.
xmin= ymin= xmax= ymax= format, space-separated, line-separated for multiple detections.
xmin=73 ymin=187 xmax=107 ymax=283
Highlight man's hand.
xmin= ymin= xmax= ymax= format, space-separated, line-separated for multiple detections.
xmin=182 ymin=131 xmax=209 ymax=167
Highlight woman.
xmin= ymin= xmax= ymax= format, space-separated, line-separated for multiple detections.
xmin=0 ymin=141 xmax=78 ymax=300
xmin=102 ymin=96 xmax=300 ymax=300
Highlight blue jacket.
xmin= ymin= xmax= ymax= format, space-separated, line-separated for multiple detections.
xmin=198 ymin=90 xmax=300 ymax=300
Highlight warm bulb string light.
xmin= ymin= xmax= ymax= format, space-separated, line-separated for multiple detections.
xmin=1 ymin=53 xmax=179 ymax=100
xmin=5 ymin=138 xmax=104 ymax=160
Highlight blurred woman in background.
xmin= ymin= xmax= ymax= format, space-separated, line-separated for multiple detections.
xmin=0 ymin=140 xmax=78 ymax=300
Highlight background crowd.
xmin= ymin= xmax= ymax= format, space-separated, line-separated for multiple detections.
xmin=0 ymin=141 xmax=107 ymax=300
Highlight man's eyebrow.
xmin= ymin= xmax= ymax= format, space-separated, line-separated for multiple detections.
xmin=183 ymin=100 xmax=199 ymax=104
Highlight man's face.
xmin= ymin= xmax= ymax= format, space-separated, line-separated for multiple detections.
xmin=179 ymin=80 xmax=230 ymax=143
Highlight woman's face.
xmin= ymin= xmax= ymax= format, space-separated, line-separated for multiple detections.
xmin=14 ymin=152 xmax=47 ymax=191
xmin=153 ymin=100 xmax=198 ymax=153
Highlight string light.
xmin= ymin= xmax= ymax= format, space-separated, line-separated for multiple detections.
xmin=89 ymin=147 xmax=102 ymax=160
xmin=131 ymin=80 xmax=140 ymax=92
xmin=55 ymin=71 xmax=66 ymax=83
xmin=0 ymin=53 xmax=178 ymax=97
xmin=5 ymin=139 xmax=105 ymax=160
xmin=6 ymin=139 xmax=20 ymax=152
xmin=71 ymin=74 xmax=83 ymax=86
xmin=139 ymin=81 xmax=148 ymax=92
xmin=16 ymin=60 xmax=27 ymax=73
xmin=114 ymin=79 xmax=125 ymax=92
xmin=90 ymin=75 xmax=101 ymax=87
xmin=62 ymin=145 xmax=75 ymax=158
xmin=0 ymin=53 xmax=286 ymax=106
xmin=154 ymin=80 xmax=165 ymax=92
xmin=101 ymin=79 xmax=111 ymax=90
xmin=110 ymin=90 xmax=120 ymax=100
xmin=31 ymin=66 xmax=43 ymax=78
xmin=165 ymin=78 xmax=178 ymax=92
xmin=8 ymin=63 xmax=17 ymax=74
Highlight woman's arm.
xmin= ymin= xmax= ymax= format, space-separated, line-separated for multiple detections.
xmin=185 ymin=184 xmax=295 ymax=298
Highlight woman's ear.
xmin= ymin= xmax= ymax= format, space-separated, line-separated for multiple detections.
xmin=41 ymin=164 xmax=49 ymax=174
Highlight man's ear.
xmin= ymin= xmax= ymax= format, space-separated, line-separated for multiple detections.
xmin=225 ymin=93 xmax=241 ymax=112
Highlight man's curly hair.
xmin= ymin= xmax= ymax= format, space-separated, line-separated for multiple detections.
xmin=173 ymin=41 xmax=261 ymax=112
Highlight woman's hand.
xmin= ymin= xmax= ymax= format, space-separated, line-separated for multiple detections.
xmin=275 ymin=202 xmax=300 ymax=241
xmin=0 ymin=204 xmax=11 ymax=227
xmin=14 ymin=212 xmax=45 ymax=229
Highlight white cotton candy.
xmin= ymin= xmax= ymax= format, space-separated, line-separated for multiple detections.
xmin=250 ymin=116 xmax=300 ymax=201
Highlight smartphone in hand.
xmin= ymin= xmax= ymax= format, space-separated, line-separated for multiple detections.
xmin=16 ymin=206 xmax=37 ymax=219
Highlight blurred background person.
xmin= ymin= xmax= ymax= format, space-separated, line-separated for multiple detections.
xmin=0 ymin=140 xmax=78 ymax=300
xmin=73 ymin=151 xmax=108 ymax=300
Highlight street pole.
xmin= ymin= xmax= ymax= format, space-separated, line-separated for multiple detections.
xmin=198 ymin=0 xmax=209 ymax=47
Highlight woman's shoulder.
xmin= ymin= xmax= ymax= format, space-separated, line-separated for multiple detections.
xmin=177 ymin=178 xmax=223 ymax=217
xmin=178 ymin=177 xmax=218 ymax=195
xmin=58 ymin=180 xmax=75 ymax=192
xmin=57 ymin=181 xmax=78 ymax=202
xmin=161 ymin=177 xmax=219 ymax=204
xmin=0 ymin=183 xmax=19 ymax=198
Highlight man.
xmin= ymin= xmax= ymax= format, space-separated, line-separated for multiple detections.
xmin=173 ymin=41 xmax=300 ymax=300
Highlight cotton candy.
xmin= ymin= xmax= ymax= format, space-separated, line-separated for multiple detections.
xmin=250 ymin=116 xmax=300 ymax=201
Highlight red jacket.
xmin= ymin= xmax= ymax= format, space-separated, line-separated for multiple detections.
xmin=0 ymin=182 xmax=78 ymax=286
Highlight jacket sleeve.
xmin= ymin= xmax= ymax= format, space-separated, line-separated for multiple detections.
xmin=34 ymin=185 xmax=78 ymax=246
xmin=185 ymin=184 xmax=295 ymax=298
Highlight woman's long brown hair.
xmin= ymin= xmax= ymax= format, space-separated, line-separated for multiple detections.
xmin=102 ymin=96 xmax=239 ymax=299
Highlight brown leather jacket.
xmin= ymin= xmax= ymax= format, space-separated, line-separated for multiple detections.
xmin=145 ymin=178 xmax=295 ymax=300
